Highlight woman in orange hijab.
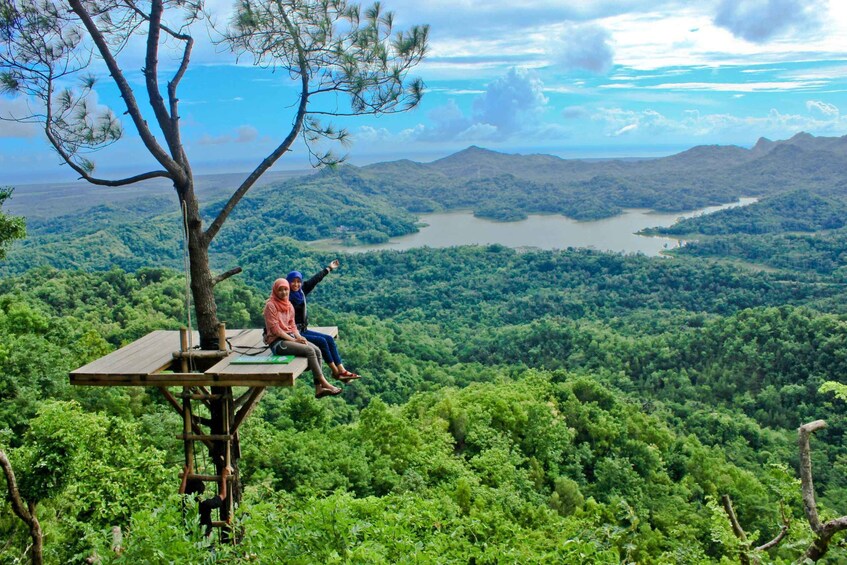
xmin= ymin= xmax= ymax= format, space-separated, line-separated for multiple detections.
xmin=264 ymin=278 xmax=341 ymax=398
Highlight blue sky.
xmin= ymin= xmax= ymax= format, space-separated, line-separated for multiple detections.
xmin=2 ymin=0 xmax=847 ymax=183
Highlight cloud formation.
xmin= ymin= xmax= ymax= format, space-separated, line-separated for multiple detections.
xmin=550 ymin=24 xmax=615 ymax=73
xmin=196 ymin=125 xmax=260 ymax=146
xmin=591 ymin=104 xmax=846 ymax=140
xmin=713 ymin=0 xmax=823 ymax=42
xmin=414 ymin=68 xmax=549 ymax=142
xmin=0 ymin=98 xmax=41 ymax=138
xmin=806 ymin=100 xmax=839 ymax=118
xmin=472 ymin=68 xmax=548 ymax=135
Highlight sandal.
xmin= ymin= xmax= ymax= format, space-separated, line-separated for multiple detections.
xmin=315 ymin=386 xmax=342 ymax=399
xmin=337 ymin=370 xmax=361 ymax=383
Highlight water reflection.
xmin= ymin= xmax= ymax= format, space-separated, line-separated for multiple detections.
xmin=313 ymin=198 xmax=757 ymax=256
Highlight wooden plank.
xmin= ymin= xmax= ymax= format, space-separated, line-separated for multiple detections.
xmin=206 ymin=327 xmax=336 ymax=379
xmin=104 ymin=330 xmax=185 ymax=372
xmin=72 ymin=330 xmax=182 ymax=376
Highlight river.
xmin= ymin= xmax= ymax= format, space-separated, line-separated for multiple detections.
xmin=313 ymin=198 xmax=757 ymax=256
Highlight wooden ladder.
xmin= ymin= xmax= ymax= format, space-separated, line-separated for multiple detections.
xmin=175 ymin=325 xmax=238 ymax=539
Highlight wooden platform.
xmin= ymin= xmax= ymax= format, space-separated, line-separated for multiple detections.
xmin=70 ymin=327 xmax=338 ymax=387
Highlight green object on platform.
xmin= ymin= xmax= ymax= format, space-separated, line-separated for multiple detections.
xmin=231 ymin=355 xmax=295 ymax=365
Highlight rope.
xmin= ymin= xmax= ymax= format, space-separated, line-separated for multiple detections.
xmin=226 ymin=337 xmax=269 ymax=356
xmin=181 ymin=201 xmax=196 ymax=372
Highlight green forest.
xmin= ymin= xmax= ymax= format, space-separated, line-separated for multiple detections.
xmin=4 ymin=137 xmax=847 ymax=563
xmin=4 ymin=0 xmax=847 ymax=560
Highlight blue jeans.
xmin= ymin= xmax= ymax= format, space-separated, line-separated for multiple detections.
xmin=302 ymin=329 xmax=343 ymax=367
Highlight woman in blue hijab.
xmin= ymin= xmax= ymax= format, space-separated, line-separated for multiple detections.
xmin=287 ymin=259 xmax=360 ymax=383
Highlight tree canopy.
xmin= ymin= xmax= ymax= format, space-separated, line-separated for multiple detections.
xmin=0 ymin=187 xmax=25 ymax=259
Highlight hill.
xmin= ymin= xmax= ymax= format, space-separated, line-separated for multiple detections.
xmin=5 ymin=131 xmax=847 ymax=278
xmin=5 ymin=134 xmax=847 ymax=561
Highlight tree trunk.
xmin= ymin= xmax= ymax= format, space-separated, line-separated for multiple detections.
xmin=27 ymin=503 xmax=43 ymax=565
xmin=178 ymin=182 xmax=242 ymax=523
xmin=0 ymin=451 xmax=43 ymax=565
xmin=178 ymin=183 xmax=219 ymax=349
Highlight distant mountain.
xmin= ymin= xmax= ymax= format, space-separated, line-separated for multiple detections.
xmin=751 ymin=131 xmax=847 ymax=157
xmin=348 ymin=132 xmax=847 ymax=222
xmin=7 ymin=131 xmax=847 ymax=276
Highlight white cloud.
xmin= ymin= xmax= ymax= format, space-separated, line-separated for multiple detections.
xmin=602 ymin=80 xmax=828 ymax=92
xmin=0 ymin=97 xmax=41 ymax=139
xmin=562 ymin=106 xmax=589 ymax=119
xmin=806 ymin=100 xmax=839 ymax=117
xmin=613 ymin=123 xmax=638 ymax=136
xmin=714 ymin=0 xmax=824 ymax=43
xmin=197 ymin=125 xmax=261 ymax=145
xmin=235 ymin=125 xmax=259 ymax=143
xmin=412 ymin=68 xmax=549 ymax=142
xmin=426 ymin=87 xmax=487 ymax=95
xmin=548 ymin=24 xmax=615 ymax=73
xmin=591 ymin=104 xmax=847 ymax=140
xmin=355 ymin=125 xmax=394 ymax=142
xmin=417 ymin=99 xmax=474 ymax=141
xmin=472 ymin=68 xmax=548 ymax=136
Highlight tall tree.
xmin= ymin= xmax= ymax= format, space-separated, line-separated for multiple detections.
xmin=0 ymin=0 xmax=427 ymax=347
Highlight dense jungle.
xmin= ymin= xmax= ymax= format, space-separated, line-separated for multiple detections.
xmin=3 ymin=135 xmax=847 ymax=563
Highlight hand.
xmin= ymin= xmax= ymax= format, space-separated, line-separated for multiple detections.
xmin=296 ymin=337 xmax=308 ymax=344
xmin=329 ymin=259 xmax=340 ymax=271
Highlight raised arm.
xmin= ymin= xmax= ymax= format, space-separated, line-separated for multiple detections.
xmin=303 ymin=259 xmax=340 ymax=295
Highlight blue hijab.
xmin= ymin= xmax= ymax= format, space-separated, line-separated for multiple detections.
xmin=286 ymin=271 xmax=306 ymax=306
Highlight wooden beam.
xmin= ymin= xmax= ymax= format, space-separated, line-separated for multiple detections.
xmin=179 ymin=472 xmax=235 ymax=482
xmin=233 ymin=389 xmax=253 ymax=410
xmin=176 ymin=434 xmax=233 ymax=441
xmin=157 ymin=387 xmax=213 ymax=449
xmin=172 ymin=350 xmax=229 ymax=360
xmin=69 ymin=328 xmax=338 ymax=388
xmin=159 ymin=387 xmax=182 ymax=414
xmin=72 ymin=373 xmax=297 ymax=387
xmin=180 ymin=392 xmax=229 ymax=400
xmin=232 ymin=387 xmax=266 ymax=434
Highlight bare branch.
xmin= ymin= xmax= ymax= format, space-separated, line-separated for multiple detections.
xmin=797 ymin=419 xmax=847 ymax=562
xmin=67 ymin=0 xmax=181 ymax=180
xmin=755 ymin=500 xmax=790 ymax=552
xmin=75 ymin=169 xmax=174 ymax=187
xmin=212 ymin=266 xmax=243 ymax=286
xmin=721 ymin=494 xmax=752 ymax=565
xmin=204 ymin=5 xmax=313 ymax=244
xmin=798 ymin=419 xmax=827 ymax=533
xmin=0 ymin=450 xmax=43 ymax=565
xmin=167 ymin=36 xmax=193 ymax=150
xmin=0 ymin=450 xmax=33 ymax=524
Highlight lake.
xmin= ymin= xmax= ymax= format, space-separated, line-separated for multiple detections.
xmin=315 ymin=198 xmax=757 ymax=256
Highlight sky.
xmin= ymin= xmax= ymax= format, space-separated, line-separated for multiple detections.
xmin=1 ymin=0 xmax=847 ymax=183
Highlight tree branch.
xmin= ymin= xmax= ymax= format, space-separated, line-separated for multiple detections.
xmin=67 ymin=0 xmax=181 ymax=180
xmin=75 ymin=169 xmax=174 ymax=186
xmin=721 ymin=494 xmax=752 ymax=565
xmin=797 ymin=419 xmax=847 ymax=562
xmin=203 ymin=9 xmax=311 ymax=245
xmin=212 ymin=267 xmax=243 ymax=286
xmin=798 ymin=419 xmax=827 ymax=533
xmin=0 ymin=450 xmax=33 ymax=525
xmin=144 ymin=0 xmax=183 ymax=169
xmin=755 ymin=501 xmax=790 ymax=552
xmin=167 ymin=37 xmax=193 ymax=159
